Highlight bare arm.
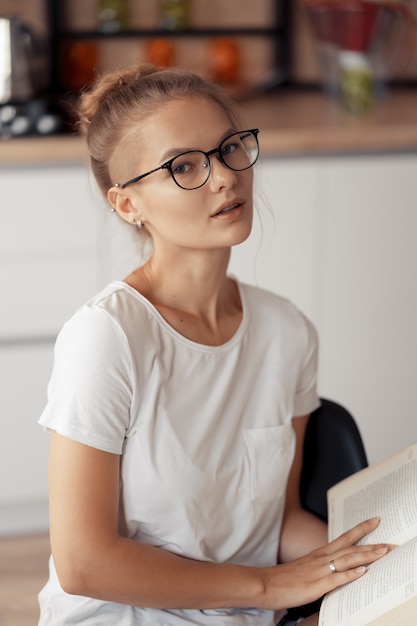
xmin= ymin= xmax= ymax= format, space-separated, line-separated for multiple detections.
xmin=49 ymin=431 xmax=392 ymax=612
xmin=48 ymin=432 xmax=261 ymax=608
xmin=279 ymin=415 xmax=328 ymax=563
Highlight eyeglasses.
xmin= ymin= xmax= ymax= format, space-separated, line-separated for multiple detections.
xmin=117 ymin=128 xmax=259 ymax=191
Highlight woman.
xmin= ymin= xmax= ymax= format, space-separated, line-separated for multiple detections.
xmin=38 ymin=64 xmax=390 ymax=626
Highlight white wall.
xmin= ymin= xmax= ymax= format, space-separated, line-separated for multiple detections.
xmin=230 ymin=153 xmax=417 ymax=465
xmin=1 ymin=152 xmax=416 ymax=535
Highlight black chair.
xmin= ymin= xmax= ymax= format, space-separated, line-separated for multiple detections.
xmin=286 ymin=398 xmax=368 ymax=621
xmin=300 ymin=398 xmax=368 ymax=521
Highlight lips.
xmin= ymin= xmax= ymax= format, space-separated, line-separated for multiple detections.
xmin=212 ymin=200 xmax=243 ymax=217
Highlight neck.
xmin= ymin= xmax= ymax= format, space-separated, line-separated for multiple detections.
xmin=142 ymin=247 xmax=233 ymax=319
xmin=125 ymin=246 xmax=242 ymax=345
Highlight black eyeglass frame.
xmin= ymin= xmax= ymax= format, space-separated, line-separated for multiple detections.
xmin=117 ymin=128 xmax=260 ymax=191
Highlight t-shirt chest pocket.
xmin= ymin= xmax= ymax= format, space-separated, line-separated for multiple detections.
xmin=243 ymin=424 xmax=295 ymax=502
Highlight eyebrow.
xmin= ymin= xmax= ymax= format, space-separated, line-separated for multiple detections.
xmin=159 ymin=128 xmax=237 ymax=163
xmin=159 ymin=146 xmax=194 ymax=162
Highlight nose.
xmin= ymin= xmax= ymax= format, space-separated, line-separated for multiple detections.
xmin=208 ymin=154 xmax=237 ymax=190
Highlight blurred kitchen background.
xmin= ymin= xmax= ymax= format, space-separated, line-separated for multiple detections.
xmin=1 ymin=0 xmax=417 ymax=536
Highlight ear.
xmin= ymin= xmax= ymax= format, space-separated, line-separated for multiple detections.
xmin=107 ymin=186 xmax=140 ymax=225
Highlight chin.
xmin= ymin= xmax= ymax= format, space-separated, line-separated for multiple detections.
xmin=229 ymin=222 xmax=253 ymax=248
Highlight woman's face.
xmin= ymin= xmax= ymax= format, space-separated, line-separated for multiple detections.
xmin=117 ymin=95 xmax=254 ymax=254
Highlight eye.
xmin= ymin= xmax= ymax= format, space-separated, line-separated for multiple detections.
xmin=221 ymin=141 xmax=239 ymax=156
xmin=172 ymin=161 xmax=194 ymax=176
xmin=171 ymin=151 xmax=204 ymax=177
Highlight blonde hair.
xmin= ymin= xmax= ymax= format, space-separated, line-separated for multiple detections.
xmin=78 ymin=64 xmax=242 ymax=198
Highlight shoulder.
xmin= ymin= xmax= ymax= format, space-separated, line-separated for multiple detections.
xmin=240 ymin=282 xmax=290 ymax=308
xmin=240 ymin=282 xmax=313 ymax=326
xmin=55 ymin=281 xmax=171 ymax=374
xmin=238 ymin=281 xmax=318 ymax=351
xmin=60 ymin=281 xmax=150 ymax=339
xmin=54 ymin=281 xmax=150 ymax=364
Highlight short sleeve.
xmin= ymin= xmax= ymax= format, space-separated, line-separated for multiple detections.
xmin=38 ymin=305 xmax=133 ymax=454
xmin=293 ymin=313 xmax=320 ymax=417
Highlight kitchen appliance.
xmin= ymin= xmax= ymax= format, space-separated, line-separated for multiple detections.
xmin=0 ymin=15 xmax=38 ymax=104
xmin=0 ymin=14 xmax=59 ymax=137
xmin=305 ymin=0 xmax=416 ymax=113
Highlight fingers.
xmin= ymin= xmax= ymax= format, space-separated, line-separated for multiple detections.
xmin=322 ymin=544 xmax=389 ymax=575
xmin=318 ymin=559 xmax=368 ymax=592
xmin=306 ymin=544 xmax=393 ymax=602
xmin=322 ymin=517 xmax=381 ymax=554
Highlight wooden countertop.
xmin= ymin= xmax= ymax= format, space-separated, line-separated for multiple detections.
xmin=1 ymin=89 xmax=416 ymax=165
xmin=244 ymin=88 xmax=417 ymax=156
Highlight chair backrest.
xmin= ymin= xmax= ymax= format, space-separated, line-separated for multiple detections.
xmin=300 ymin=398 xmax=368 ymax=521
xmin=285 ymin=399 xmax=369 ymax=622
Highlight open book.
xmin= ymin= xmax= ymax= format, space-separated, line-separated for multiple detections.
xmin=319 ymin=442 xmax=417 ymax=626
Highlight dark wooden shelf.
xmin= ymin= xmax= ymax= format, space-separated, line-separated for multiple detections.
xmin=57 ymin=27 xmax=284 ymax=39
xmin=47 ymin=0 xmax=292 ymax=98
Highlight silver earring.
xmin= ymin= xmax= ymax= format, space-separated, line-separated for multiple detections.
xmin=137 ymin=218 xmax=143 ymax=230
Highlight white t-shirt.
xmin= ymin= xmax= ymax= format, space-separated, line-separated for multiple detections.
xmin=38 ymin=280 xmax=320 ymax=626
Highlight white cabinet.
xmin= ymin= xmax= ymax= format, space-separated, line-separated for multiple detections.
xmin=313 ymin=154 xmax=417 ymax=464
xmin=230 ymin=152 xmax=417 ymax=464
xmin=0 ymin=166 xmax=101 ymax=338
xmin=0 ymin=164 xmax=101 ymax=534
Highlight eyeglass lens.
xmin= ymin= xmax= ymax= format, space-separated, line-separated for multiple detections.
xmin=170 ymin=130 xmax=258 ymax=190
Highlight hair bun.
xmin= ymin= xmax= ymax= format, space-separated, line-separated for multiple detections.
xmin=78 ymin=64 xmax=159 ymax=135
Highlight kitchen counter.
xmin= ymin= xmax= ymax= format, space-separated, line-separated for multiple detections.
xmin=1 ymin=88 xmax=416 ymax=165
xmin=243 ymin=88 xmax=417 ymax=156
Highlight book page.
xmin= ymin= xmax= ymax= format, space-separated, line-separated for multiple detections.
xmin=366 ymin=595 xmax=417 ymax=626
xmin=319 ymin=536 xmax=417 ymax=626
xmin=328 ymin=443 xmax=417 ymax=545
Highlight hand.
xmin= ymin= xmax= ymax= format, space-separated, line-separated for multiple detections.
xmin=260 ymin=517 xmax=394 ymax=610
